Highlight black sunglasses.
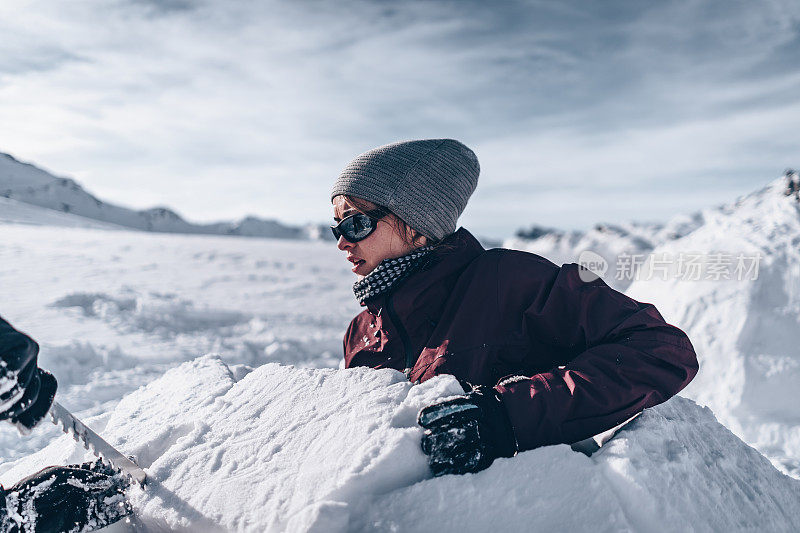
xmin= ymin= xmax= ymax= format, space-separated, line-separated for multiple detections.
xmin=331 ymin=209 xmax=388 ymax=242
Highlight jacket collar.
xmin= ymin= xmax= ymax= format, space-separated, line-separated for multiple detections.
xmin=363 ymin=227 xmax=485 ymax=314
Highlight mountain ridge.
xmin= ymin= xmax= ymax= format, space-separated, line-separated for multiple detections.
xmin=0 ymin=151 xmax=331 ymax=240
xmin=505 ymin=170 xmax=798 ymax=291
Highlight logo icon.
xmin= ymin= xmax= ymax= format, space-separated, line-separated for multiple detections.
xmin=577 ymin=250 xmax=607 ymax=282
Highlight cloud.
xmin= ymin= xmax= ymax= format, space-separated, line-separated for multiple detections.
xmin=127 ymin=0 xmax=196 ymax=15
xmin=470 ymin=94 xmax=800 ymax=230
xmin=0 ymin=0 xmax=798 ymax=237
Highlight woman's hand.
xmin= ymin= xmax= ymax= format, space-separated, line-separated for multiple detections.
xmin=0 ymin=316 xmax=58 ymax=432
xmin=1 ymin=460 xmax=132 ymax=532
xmin=418 ymin=385 xmax=517 ymax=477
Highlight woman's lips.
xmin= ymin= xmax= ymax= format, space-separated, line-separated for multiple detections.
xmin=348 ymin=257 xmax=365 ymax=272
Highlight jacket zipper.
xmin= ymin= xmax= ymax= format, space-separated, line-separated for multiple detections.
xmin=385 ymin=292 xmax=416 ymax=379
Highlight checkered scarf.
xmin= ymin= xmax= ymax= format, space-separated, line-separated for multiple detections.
xmin=353 ymin=246 xmax=434 ymax=305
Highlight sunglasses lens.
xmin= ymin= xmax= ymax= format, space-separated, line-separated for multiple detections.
xmin=331 ymin=213 xmax=376 ymax=242
xmin=346 ymin=214 xmax=375 ymax=241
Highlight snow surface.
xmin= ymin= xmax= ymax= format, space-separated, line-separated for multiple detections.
xmin=0 ymin=222 xmax=359 ymax=465
xmin=3 ymin=357 xmax=799 ymax=532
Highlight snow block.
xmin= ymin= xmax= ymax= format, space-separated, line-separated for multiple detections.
xmin=358 ymin=397 xmax=800 ymax=532
xmin=111 ymin=356 xmax=462 ymax=531
xmin=5 ymin=357 xmax=800 ymax=532
xmin=625 ymin=175 xmax=800 ymax=476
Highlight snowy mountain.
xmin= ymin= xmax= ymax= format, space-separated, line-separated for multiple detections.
xmin=0 ymin=152 xmax=330 ymax=240
xmin=507 ymin=209 xmax=706 ymax=291
xmin=507 ymin=172 xmax=796 ymax=294
xmin=3 ymin=359 xmax=799 ymax=531
xmin=0 ymin=196 xmax=122 ymax=230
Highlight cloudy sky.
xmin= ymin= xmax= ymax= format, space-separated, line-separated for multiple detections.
xmin=1 ymin=0 xmax=798 ymax=238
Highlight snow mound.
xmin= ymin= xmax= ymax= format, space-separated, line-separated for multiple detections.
xmin=4 ymin=358 xmax=800 ymax=532
xmin=626 ymin=172 xmax=800 ymax=476
xmin=509 ymin=172 xmax=800 ymax=477
xmin=361 ymin=396 xmax=800 ymax=533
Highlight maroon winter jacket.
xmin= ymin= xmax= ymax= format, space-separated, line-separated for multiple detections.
xmin=343 ymin=227 xmax=699 ymax=452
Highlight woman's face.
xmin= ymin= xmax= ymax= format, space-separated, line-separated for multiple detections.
xmin=332 ymin=196 xmax=424 ymax=279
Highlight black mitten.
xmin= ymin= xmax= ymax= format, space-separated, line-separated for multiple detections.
xmin=1 ymin=460 xmax=132 ymax=533
xmin=0 ymin=316 xmax=58 ymax=431
xmin=418 ymin=385 xmax=517 ymax=477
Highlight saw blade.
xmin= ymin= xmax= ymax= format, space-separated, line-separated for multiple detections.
xmin=49 ymin=400 xmax=146 ymax=486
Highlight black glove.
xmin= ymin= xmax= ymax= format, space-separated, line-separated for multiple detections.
xmin=0 ymin=316 xmax=58 ymax=431
xmin=0 ymin=460 xmax=132 ymax=533
xmin=418 ymin=385 xmax=517 ymax=477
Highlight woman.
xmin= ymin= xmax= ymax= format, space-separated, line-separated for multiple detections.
xmin=331 ymin=139 xmax=699 ymax=477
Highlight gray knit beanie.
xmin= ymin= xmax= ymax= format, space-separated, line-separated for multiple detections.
xmin=330 ymin=139 xmax=480 ymax=241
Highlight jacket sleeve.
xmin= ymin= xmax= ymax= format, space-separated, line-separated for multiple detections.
xmin=343 ymin=318 xmax=355 ymax=366
xmin=493 ymin=253 xmax=699 ymax=452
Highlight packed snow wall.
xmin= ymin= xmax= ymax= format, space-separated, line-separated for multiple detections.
xmin=3 ymin=356 xmax=799 ymax=532
xmin=626 ymin=175 xmax=800 ymax=476
xmin=509 ymin=173 xmax=800 ymax=477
